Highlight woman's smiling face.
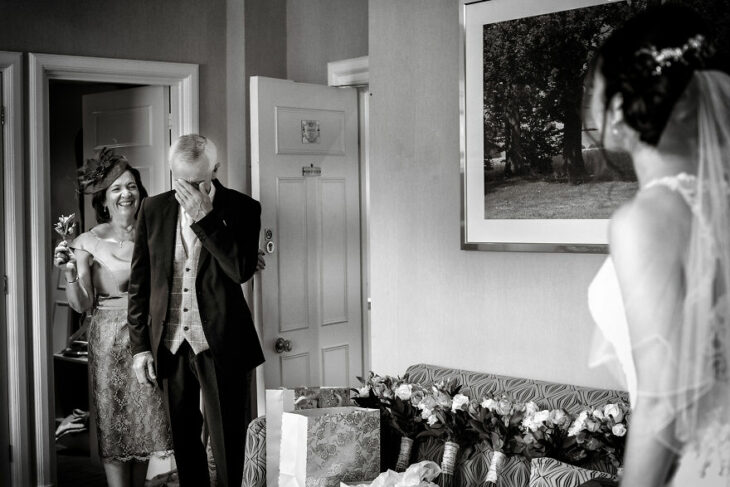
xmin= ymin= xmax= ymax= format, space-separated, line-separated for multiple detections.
xmin=104 ymin=170 xmax=140 ymax=221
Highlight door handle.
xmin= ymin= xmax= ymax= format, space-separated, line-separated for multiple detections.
xmin=274 ymin=337 xmax=293 ymax=354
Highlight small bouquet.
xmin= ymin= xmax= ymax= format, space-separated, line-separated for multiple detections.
xmin=387 ymin=378 xmax=428 ymax=471
xmin=467 ymin=393 xmax=527 ymax=485
xmin=567 ymin=402 xmax=630 ymax=470
xmin=352 ymin=372 xmax=396 ymax=410
xmin=518 ymin=402 xmax=581 ymax=464
xmin=54 ymin=213 xmax=77 ymax=244
xmin=418 ymin=378 xmax=475 ymax=487
xmin=352 ymin=372 xmax=400 ymax=471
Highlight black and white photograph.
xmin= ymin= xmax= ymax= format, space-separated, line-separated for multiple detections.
xmin=481 ymin=1 xmax=642 ymax=221
xmin=1 ymin=1 xmax=730 ymax=487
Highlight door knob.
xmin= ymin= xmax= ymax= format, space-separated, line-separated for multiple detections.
xmin=274 ymin=337 xmax=293 ymax=354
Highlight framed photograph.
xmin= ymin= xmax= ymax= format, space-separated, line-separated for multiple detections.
xmin=460 ymin=0 xmax=645 ymax=252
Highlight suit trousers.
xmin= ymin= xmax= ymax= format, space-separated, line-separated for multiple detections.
xmin=159 ymin=341 xmax=251 ymax=487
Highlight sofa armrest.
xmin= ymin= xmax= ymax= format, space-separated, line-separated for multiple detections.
xmin=243 ymin=416 xmax=266 ymax=487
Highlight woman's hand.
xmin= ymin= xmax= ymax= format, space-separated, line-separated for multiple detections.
xmin=53 ymin=241 xmax=78 ymax=281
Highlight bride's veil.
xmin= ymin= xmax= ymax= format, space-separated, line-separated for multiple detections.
xmin=669 ymin=69 xmax=730 ymax=449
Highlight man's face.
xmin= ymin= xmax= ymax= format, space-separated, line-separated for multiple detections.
xmin=171 ymin=156 xmax=214 ymax=194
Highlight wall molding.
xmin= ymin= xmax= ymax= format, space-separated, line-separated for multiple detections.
xmin=327 ymin=56 xmax=369 ymax=87
xmin=28 ymin=53 xmax=199 ymax=485
xmin=0 ymin=50 xmax=31 ymax=487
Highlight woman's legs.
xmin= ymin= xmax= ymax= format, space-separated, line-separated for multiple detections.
xmin=102 ymin=459 xmax=148 ymax=487
xmin=102 ymin=460 xmax=130 ymax=487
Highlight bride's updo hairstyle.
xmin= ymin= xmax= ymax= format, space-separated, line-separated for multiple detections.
xmin=595 ymin=3 xmax=716 ymax=146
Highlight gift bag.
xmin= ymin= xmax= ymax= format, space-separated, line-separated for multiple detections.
xmin=267 ymin=388 xmax=355 ymax=484
xmin=279 ymin=407 xmax=381 ymax=487
xmin=266 ymin=389 xmax=297 ymax=487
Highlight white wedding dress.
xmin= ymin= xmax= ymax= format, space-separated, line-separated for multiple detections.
xmin=588 ymin=172 xmax=730 ymax=486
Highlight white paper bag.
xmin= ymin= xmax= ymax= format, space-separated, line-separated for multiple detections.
xmin=266 ymin=389 xmax=296 ymax=487
xmin=279 ymin=407 xmax=380 ymax=487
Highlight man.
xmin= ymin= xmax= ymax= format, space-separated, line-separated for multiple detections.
xmin=128 ymin=134 xmax=264 ymax=486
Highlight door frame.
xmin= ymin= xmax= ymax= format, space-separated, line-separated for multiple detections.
xmin=0 ymin=51 xmax=29 ymax=487
xmin=28 ymin=53 xmax=199 ymax=486
xmin=327 ymin=56 xmax=371 ymax=384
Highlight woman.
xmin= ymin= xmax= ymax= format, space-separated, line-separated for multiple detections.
xmin=586 ymin=4 xmax=730 ymax=486
xmin=54 ymin=148 xmax=172 ymax=487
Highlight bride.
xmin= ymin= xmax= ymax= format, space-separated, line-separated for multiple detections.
xmin=586 ymin=4 xmax=730 ymax=486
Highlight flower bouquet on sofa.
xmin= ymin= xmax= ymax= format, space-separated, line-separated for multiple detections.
xmin=467 ymin=393 xmax=528 ymax=486
xmin=352 ymin=372 xmax=400 ymax=471
xmin=386 ymin=378 xmax=428 ymax=471
xmin=566 ymin=402 xmax=630 ymax=472
xmin=518 ymin=402 xmax=587 ymax=464
xmin=417 ymin=378 xmax=476 ymax=487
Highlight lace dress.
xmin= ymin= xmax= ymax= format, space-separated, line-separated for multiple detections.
xmin=588 ymin=173 xmax=730 ymax=485
xmin=72 ymin=229 xmax=173 ymax=462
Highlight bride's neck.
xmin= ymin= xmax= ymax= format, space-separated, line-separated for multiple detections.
xmin=632 ymin=143 xmax=696 ymax=188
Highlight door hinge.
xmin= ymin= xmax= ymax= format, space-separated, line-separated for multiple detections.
xmin=3 ymin=275 xmax=8 ymax=295
xmin=1 ymin=106 xmax=5 ymax=126
xmin=167 ymin=113 xmax=173 ymax=129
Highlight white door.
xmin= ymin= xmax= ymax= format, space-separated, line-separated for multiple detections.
xmin=81 ymin=85 xmax=171 ymax=231
xmin=251 ymin=76 xmax=362 ymax=389
xmin=0 ymin=76 xmax=11 ymax=487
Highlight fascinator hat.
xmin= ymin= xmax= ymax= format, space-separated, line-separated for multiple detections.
xmin=78 ymin=147 xmax=130 ymax=194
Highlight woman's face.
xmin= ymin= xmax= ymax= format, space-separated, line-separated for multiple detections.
xmin=104 ymin=170 xmax=140 ymax=222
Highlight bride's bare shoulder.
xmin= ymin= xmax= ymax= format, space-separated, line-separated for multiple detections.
xmin=609 ymin=187 xmax=691 ymax=261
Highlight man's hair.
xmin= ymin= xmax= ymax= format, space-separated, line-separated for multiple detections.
xmin=169 ymin=134 xmax=217 ymax=170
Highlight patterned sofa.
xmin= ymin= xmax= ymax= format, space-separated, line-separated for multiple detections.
xmin=242 ymin=363 xmax=628 ymax=487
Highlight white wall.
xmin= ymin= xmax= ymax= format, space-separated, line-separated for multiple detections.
xmin=287 ymin=0 xmax=368 ymax=84
xmin=368 ymin=0 xmax=621 ymax=390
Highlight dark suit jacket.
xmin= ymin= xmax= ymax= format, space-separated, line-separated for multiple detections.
xmin=127 ymin=179 xmax=265 ymax=375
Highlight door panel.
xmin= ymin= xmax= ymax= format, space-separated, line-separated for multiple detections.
xmin=252 ymin=77 xmax=362 ymax=389
xmin=82 ymin=85 xmax=170 ymax=231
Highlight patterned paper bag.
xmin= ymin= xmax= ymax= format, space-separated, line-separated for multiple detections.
xmin=266 ymin=389 xmax=297 ymax=487
xmin=279 ymin=407 xmax=381 ymax=487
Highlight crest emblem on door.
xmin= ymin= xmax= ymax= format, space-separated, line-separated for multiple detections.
xmin=301 ymin=120 xmax=321 ymax=144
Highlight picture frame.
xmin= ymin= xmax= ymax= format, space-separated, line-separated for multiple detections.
xmin=459 ymin=0 xmax=634 ymax=253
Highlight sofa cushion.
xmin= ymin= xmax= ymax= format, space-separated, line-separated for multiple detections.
xmin=405 ymin=364 xmax=629 ymax=415
xmin=529 ymin=458 xmax=617 ymax=487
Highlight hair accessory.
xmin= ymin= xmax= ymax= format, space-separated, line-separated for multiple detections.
xmin=636 ymin=34 xmax=713 ymax=76
xmin=78 ymin=147 xmax=130 ymax=194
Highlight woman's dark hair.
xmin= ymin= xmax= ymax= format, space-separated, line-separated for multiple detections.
xmin=594 ymin=3 xmax=715 ymax=146
xmin=90 ymin=166 xmax=148 ymax=223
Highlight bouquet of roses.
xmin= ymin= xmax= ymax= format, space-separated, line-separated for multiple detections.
xmin=417 ymin=378 xmax=475 ymax=487
xmin=351 ymin=371 xmax=396 ymax=409
xmin=386 ymin=377 xmax=428 ymax=471
xmin=567 ymin=402 xmax=630 ymax=470
xmin=351 ymin=372 xmax=404 ymax=471
xmin=467 ymin=393 xmax=528 ymax=485
xmin=518 ymin=402 xmax=583 ymax=464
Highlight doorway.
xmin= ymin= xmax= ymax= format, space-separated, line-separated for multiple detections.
xmin=48 ymin=79 xmax=173 ymax=484
xmin=28 ymin=53 xmax=198 ymax=486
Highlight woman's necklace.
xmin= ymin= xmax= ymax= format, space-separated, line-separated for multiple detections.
xmin=110 ymin=224 xmax=135 ymax=248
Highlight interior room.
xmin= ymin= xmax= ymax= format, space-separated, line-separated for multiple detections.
xmin=2 ymin=0 xmax=730 ymax=486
